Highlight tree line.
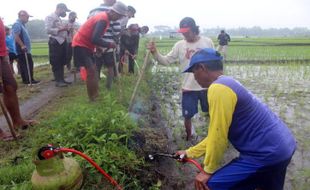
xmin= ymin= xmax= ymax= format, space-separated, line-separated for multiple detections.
xmin=9 ymin=20 xmax=310 ymax=40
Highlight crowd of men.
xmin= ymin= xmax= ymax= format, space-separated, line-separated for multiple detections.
xmin=0 ymin=0 xmax=147 ymax=138
xmin=0 ymin=1 xmax=296 ymax=190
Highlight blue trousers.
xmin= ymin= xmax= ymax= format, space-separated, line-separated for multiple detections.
xmin=207 ymin=156 xmax=292 ymax=190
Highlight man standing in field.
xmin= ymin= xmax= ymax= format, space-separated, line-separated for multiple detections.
xmin=64 ymin=11 xmax=79 ymax=71
xmin=72 ymin=1 xmax=127 ymax=101
xmin=45 ymin=3 xmax=71 ymax=87
xmin=147 ymin=17 xmax=214 ymax=141
xmin=0 ymin=18 xmax=36 ymax=141
xmin=176 ymin=48 xmax=296 ymax=190
xmin=88 ymin=0 xmax=122 ymax=89
xmin=12 ymin=10 xmax=40 ymax=84
xmin=217 ymin=30 xmax=230 ymax=60
xmin=119 ymin=23 xmax=140 ymax=74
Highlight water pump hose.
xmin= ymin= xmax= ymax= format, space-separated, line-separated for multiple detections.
xmin=55 ymin=148 xmax=123 ymax=190
xmin=183 ymin=158 xmax=205 ymax=173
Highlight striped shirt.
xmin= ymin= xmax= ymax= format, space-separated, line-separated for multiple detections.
xmin=88 ymin=3 xmax=121 ymax=52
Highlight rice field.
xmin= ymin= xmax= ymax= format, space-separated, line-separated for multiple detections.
xmin=151 ymin=37 xmax=310 ymax=189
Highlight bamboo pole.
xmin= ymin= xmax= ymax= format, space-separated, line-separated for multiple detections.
xmin=128 ymin=49 xmax=151 ymax=112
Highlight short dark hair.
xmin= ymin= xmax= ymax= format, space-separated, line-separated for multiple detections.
xmin=179 ymin=17 xmax=200 ymax=35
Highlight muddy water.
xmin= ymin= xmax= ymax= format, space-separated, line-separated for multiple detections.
xmin=226 ymin=64 xmax=310 ymax=189
xmin=147 ymin=63 xmax=309 ymax=189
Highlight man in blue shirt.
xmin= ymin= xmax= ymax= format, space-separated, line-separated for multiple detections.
xmin=5 ymin=26 xmax=17 ymax=74
xmin=12 ymin=10 xmax=39 ymax=84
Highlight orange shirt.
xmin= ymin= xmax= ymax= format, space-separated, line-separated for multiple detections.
xmin=72 ymin=12 xmax=110 ymax=51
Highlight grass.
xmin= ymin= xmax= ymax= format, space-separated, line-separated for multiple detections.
xmin=1 ymin=37 xmax=309 ymax=189
xmin=0 ymin=38 xmax=156 ymax=189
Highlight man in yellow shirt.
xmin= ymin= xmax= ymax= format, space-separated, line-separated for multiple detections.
xmin=176 ymin=48 xmax=296 ymax=190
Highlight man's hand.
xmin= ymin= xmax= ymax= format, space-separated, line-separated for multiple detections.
xmin=175 ymin=150 xmax=187 ymax=161
xmin=195 ymin=172 xmax=212 ymax=190
xmin=21 ymin=45 xmax=27 ymax=53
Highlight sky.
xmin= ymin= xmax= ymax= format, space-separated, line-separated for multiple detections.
xmin=0 ymin=0 xmax=309 ymax=31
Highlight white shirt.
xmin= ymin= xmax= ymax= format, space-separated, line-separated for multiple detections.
xmin=154 ymin=36 xmax=214 ymax=91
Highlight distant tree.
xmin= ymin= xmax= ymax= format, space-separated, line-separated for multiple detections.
xmin=26 ymin=19 xmax=48 ymax=41
xmin=154 ymin=25 xmax=172 ymax=32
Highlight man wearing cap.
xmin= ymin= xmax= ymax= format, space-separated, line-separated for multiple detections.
xmin=119 ymin=23 xmax=140 ymax=74
xmin=1 ymin=18 xmax=37 ymax=141
xmin=72 ymin=1 xmax=127 ymax=101
xmin=217 ymin=30 xmax=230 ymax=60
xmin=64 ymin=11 xmax=79 ymax=71
xmin=147 ymin=17 xmax=214 ymax=141
xmin=12 ymin=10 xmax=40 ymax=84
xmin=119 ymin=5 xmax=136 ymax=30
xmin=176 ymin=48 xmax=296 ymax=190
xmin=88 ymin=0 xmax=124 ymax=89
xmin=45 ymin=3 xmax=71 ymax=87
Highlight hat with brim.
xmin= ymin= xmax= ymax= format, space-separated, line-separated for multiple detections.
xmin=183 ymin=48 xmax=223 ymax=73
xmin=57 ymin=3 xmax=71 ymax=12
xmin=18 ymin=10 xmax=33 ymax=17
xmin=127 ymin=6 xmax=136 ymax=18
xmin=111 ymin=1 xmax=128 ymax=16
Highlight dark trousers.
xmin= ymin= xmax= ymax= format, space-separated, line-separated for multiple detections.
xmin=128 ymin=53 xmax=135 ymax=73
xmin=66 ymin=42 xmax=73 ymax=69
xmin=17 ymin=53 xmax=34 ymax=83
xmin=48 ymin=38 xmax=67 ymax=82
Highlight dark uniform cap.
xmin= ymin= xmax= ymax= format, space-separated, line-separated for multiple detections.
xmin=127 ymin=6 xmax=136 ymax=17
xmin=57 ymin=3 xmax=71 ymax=12
xmin=69 ymin=11 xmax=77 ymax=18
xmin=111 ymin=1 xmax=128 ymax=16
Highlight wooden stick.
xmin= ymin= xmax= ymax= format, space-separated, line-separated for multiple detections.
xmin=0 ymin=96 xmax=17 ymax=139
xmin=24 ymin=53 xmax=35 ymax=92
xmin=128 ymin=49 xmax=151 ymax=112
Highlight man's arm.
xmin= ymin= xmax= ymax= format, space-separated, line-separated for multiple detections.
xmin=150 ymin=42 xmax=181 ymax=65
xmin=45 ymin=16 xmax=68 ymax=36
xmin=91 ymin=20 xmax=113 ymax=48
xmin=227 ymin=34 xmax=231 ymax=42
xmin=14 ymin=34 xmax=26 ymax=52
xmin=186 ymin=83 xmax=237 ymax=174
xmin=12 ymin=24 xmax=26 ymax=52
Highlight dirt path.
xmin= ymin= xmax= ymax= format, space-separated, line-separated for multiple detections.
xmin=0 ymin=73 xmax=75 ymax=133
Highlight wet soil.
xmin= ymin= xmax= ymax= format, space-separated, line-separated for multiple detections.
xmin=137 ymin=64 xmax=310 ymax=190
xmin=1 ymin=63 xmax=309 ymax=189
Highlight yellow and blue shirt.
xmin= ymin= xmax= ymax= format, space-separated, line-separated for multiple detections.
xmin=186 ymin=76 xmax=296 ymax=174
